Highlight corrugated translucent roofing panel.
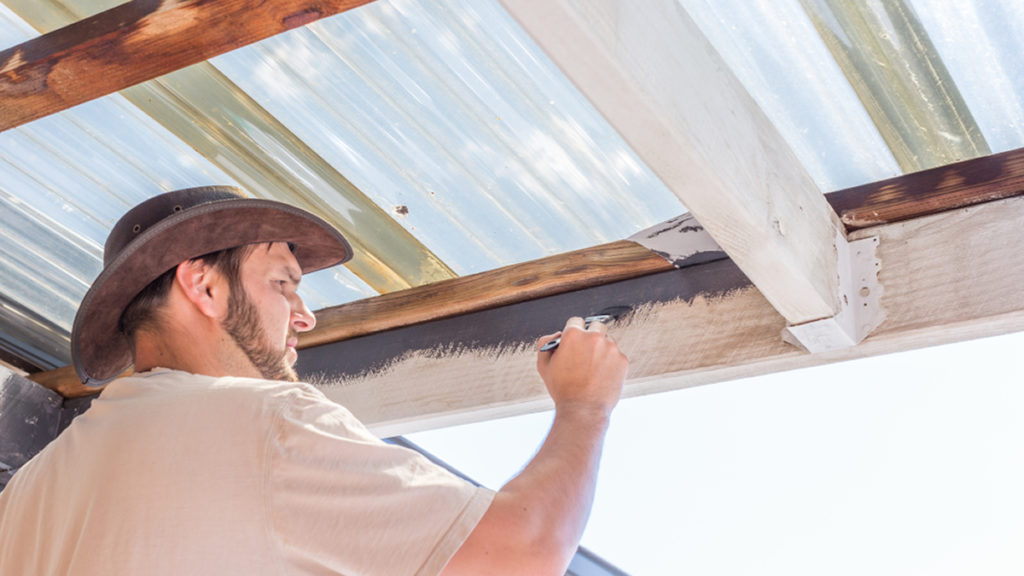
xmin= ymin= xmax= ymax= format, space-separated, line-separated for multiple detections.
xmin=678 ymin=0 xmax=901 ymax=192
xmin=0 ymin=4 xmax=377 ymax=368
xmin=680 ymin=0 xmax=1024 ymax=187
xmin=0 ymin=93 xmax=231 ymax=367
xmin=909 ymin=1 xmax=1024 ymax=154
xmin=211 ymin=0 xmax=685 ymax=275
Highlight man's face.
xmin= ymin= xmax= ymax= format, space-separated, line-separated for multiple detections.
xmin=221 ymin=242 xmax=315 ymax=381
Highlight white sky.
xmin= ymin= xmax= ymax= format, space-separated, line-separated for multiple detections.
xmin=409 ymin=330 xmax=1024 ymax=575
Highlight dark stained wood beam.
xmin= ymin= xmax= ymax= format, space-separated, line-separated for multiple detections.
xmin=827 ymin=146 xmax=1024 ymax=230
xmin=0 ymin=0 xmax=375 ymax=131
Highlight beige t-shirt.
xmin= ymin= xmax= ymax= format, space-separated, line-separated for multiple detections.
xmin=0 ymin=369 xmax=494 ymax=575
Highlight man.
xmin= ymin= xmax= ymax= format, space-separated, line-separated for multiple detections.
xmin=0 ymin=187 xmax=628 ymax=575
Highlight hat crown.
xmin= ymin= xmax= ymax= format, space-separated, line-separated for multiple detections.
xmin=104 ymin=186 xmax=244 ymax=268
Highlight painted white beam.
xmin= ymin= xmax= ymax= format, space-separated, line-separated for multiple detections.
xmin=496 ymin=0 xmax=847 ymax=331
xmin=318 ymin=196 xmax=1024 ymax=437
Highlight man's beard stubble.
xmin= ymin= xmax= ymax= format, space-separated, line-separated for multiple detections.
xmin=221 ymin=286 xmax=298 ymax=382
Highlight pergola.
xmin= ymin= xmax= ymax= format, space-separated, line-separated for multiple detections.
xmin=1 ymin=0 xmax=1022 ymax=570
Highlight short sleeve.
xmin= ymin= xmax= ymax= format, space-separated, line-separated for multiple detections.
xmin=264 ymin=384 xmax=494 ymax=576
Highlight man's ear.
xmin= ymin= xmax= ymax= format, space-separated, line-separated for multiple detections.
xmin=173 ymin=258 xmax=226 ymax=319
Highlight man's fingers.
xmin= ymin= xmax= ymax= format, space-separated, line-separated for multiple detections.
xmin=564 ymin=316 xmax=585 ymax=331
xmin=537 ymin=331 xmax=562 ymax=351
xmin=586 ymin=320 xmax=608 ymax=335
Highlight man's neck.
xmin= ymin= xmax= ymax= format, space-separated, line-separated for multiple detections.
xmin=133 ymin=320 xmax=260 ymax=380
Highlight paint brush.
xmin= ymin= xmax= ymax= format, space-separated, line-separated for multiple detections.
xmin=539 ymin=306 xmax=631 ymax=352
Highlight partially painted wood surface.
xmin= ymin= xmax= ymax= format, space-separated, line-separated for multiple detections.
xmin=299 ymin=259 xmax=750 ymax=389
xmin=16 ymin=195 xmax=1024 ymax=437
xmin=0 ymin=0 xmax=375 ymax=131
xmin=302 ymin=240 xmax=678 ymax=349
xmin=306 ymin=195 xmax=1024 ymax=436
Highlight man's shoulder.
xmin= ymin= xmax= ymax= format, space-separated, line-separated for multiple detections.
xmin=108 ymin=369 xmax=326 ymax=408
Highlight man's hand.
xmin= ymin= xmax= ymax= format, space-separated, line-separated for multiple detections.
xmin=536 ymin=316 xmax=628 ymax=418
xmin=443 ymin=317 xmax=628 ymax=576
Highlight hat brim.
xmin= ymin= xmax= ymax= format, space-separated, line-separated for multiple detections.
xmin=71 ymin=198 xmax=352 ymax=386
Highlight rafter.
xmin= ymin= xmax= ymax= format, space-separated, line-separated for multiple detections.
xmin=0 ymin=0 xmax=375 ymax=131
xmin=826 ymin=146 xmax=1024 ymax=230
xmin=498 ymin=0 xmax=847 ymax=338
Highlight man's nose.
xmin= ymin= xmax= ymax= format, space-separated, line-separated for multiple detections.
xmin=290 ymin=296 xmax=316 ymax=333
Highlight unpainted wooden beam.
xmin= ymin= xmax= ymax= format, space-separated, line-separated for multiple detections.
xmin=0 ymin=0 xmax=375 ymax=131
xmin=497 ymin=0 xmax=846 ymax=332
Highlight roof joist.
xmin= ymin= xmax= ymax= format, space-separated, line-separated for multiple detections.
xmin=0 ymin=0 xmax=375 ymax=132
xmin=498 ymin=0 xmax=853 ymax=351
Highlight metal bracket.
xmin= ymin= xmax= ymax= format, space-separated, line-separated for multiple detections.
xmin=783 ymin=232 xmax=885 ymax=353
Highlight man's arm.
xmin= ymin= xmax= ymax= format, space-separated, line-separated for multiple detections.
xmin=442 ymin=317 xmax=628 ymax=575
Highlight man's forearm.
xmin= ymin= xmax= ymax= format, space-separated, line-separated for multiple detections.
xmin=442 ymin=406 xmax=611 ymax=575
xmin=444 ymin=318 xmax=626 ymax=575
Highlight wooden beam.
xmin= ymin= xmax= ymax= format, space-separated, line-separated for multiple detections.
xmin=826 ymin=145 xmax=1024 ymax=230
xmin=497 ymin=0 xmax=845 ymax=329
xmin=27 ymin=144 xmax=1024 ymax=399
xmin=298 ymin=258 xmax=752 ymax=398
xmin=29 ymin=240 xmax=683 ymax=398
xmin=302 ymin=240 xmax=679 ymax=348
xmin=304 ymin=194 xmax=1024 ymax=436
xmin=0 ymin=0 xmax=375 ymax=132
xmin=28 ymin=365 xmax=103 ymax=399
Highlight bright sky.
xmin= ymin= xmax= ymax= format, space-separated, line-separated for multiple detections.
xmin=409 ymin=330 xmax=1024 ymax=575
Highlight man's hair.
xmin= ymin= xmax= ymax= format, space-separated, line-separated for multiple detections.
xmin=119 ymin=244 xmax=255 ymax=342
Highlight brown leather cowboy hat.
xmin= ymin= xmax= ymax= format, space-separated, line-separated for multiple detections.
xmin=71 ymin=186 xmax=353 ymax=386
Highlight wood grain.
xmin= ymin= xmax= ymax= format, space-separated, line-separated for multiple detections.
xmin=0 ymin=0 xmax=375 ymax=131
xmin=301 ymin=240 xmax=677 ymax=348
xmin=826 ymin=146 xmax=1024 ymax=230
xmin=28 ymin=365 xmax=131 ymax=399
